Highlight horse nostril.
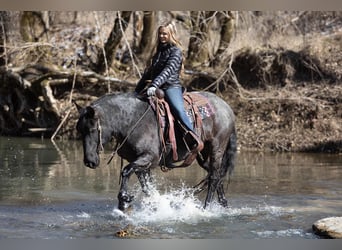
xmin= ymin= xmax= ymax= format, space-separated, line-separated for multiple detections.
xmin=85 ymin=161 xmax=97 ymax=169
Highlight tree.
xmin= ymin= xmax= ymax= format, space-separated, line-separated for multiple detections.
xmin=0 ymin=11 xmax=9 ymax=67
xmin=212 ymin=11 xmax=235 ymax=67
xmin=19 ymin=11 xmax=49 ymax=42
xmin=186 ymin=11 xmax=212 ymax=68
xmin=138 ymin=11 xmax=157 ymax=61
xmin=97 ymin=11 xmax=132 ymax=73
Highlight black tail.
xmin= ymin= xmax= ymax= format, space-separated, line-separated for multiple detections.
xmin=221 ymin=127 xmax=237 ymax=177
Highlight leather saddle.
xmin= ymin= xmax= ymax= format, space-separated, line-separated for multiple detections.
xmin=147 ymin=90 xmax=214 ymax=170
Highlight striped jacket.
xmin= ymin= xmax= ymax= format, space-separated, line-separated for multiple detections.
xmin=135 ymin=43 xmax=182 ymax=93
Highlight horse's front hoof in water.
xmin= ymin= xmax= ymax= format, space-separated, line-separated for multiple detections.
xmin=118 ymin=192 xmax=134 ymax=211
xmin=218 ymin=198 xmax=228 ymax=207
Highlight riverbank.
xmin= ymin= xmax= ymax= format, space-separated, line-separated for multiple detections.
xmin=226 ymin=82 xmax=342 ymax=153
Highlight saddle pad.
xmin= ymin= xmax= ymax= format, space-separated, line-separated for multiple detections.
xmin=184 ymin=92 xmax=215 ymax=123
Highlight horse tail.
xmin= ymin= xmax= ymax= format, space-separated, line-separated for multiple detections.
xmin=221 ymin=127 xmax=237 ymax=178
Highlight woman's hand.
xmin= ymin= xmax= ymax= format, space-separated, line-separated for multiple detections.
xmin=147 ymin=86 xmax=157 ymax=96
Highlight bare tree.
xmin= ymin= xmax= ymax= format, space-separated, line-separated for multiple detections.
xmin=186 ymin=11 xmax=213 ymax=68
xmin=212 ymin=11 xmax=236 ymax=67
xmin=0 ymin=11 xmax=10 ymax=67
xmin=19 ymin=11 xmax=49 ymax=42
xmin=97 ymin=11 xmax=132 ymax=73
xmin=138 ymin=11 xmax=157 ymax=61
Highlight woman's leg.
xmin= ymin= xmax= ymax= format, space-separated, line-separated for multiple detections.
xmin=164 ymin=86 xmax=204 ymax=154
xmin=164 ymin=86 xmax=193 ymax=131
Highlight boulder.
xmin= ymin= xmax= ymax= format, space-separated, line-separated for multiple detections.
xmin=313 ymin=217 xmax=342 ymax=239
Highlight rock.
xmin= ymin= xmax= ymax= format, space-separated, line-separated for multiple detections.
xmin=313 ymin=217 xmax=342 ymax=239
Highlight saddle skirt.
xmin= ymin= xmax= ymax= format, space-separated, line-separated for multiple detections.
xmin=149 ymin=92 xmax=215 ymax=168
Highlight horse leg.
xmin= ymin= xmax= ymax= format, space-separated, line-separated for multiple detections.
xmin=193 ymin=151 xmax=210 ymax=195
xmin=216 ymin=130 xmax=237 ymax=207
xmin=216 ymin=182 xmax=228 ymax=207
xmin=118 ymin=155 xmax=155 ymax=211
xmin=203 ymin=137 xmax=229 ymax=208
xmin=204 ymin=174 xmax=229 ymax=208
xmin=118 ymin=163 xmax=137 ymax=211
xmin=204 ymin=173 xmax=220 ymax=209
xmin=136 ymin=169 xmax=153 ymax=196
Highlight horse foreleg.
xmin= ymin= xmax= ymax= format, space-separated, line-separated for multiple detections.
xmin=136 ymin=169 xmax=153 ymax=196
xmin=118 ymin=163 xmax=136 ymax=211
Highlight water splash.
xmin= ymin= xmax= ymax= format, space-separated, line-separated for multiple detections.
xmin=111 ymin=184 xmax=289 ymax=227
xmin=112 ymin=185 xmax=223 ymax=225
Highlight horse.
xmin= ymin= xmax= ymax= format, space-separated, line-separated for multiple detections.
xmin=75 ymin=91 xmax=237 ymax=211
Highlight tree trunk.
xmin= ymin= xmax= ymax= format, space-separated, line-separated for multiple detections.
xmin=97 ymin=11 xmax=131 ymax=73
xmin=132 ymin=11 xmax=144 ymax=49
xmin=19 ymin=11 xmax=49 ymax=42
xmin=186 ymin=11 xmax=212 ymax=68
xmin=0 ymin=11 xmax=10 ymax=67
xmin=138 ymin=11 xmax=157 ymax=62
xmin=212 ymin=11 xmax=236 ymax=67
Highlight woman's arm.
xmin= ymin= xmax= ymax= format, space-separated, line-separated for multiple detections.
xmin=151 ymin=46 xmax=182 ymax=88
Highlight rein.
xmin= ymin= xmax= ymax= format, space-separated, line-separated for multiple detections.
xmin=106 ymin=104 xmax=152 ymax=165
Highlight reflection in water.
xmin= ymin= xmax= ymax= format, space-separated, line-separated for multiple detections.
xmin=0 ymin=136 xmax=341 ymax=238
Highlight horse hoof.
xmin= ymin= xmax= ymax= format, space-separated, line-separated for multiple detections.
xmin=219 ymin=199 xmax=228 ymax=207
xmin=118 ymin=202 xmax=132 ymax=211
xmin=118 ymin=192 xmax=134 ymax=202
xmin=118 ymin=198 xmax=133 ymax=211
xmin=118 ymin=193 xmax=134 ymax=211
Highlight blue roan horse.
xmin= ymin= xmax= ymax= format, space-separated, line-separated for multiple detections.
xmin=76 ymin=91 xmax=237 ymax=211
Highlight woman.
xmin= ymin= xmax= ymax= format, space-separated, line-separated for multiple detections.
xmin=135 ymin=22 xmax=203 ymax=154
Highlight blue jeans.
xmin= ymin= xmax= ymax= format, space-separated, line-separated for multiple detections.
xmin=164 ymin=86 xmax=194 ymax=132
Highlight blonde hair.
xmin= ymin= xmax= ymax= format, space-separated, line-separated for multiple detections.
xmin=148 ymin=21 xmax=184 ymax=75
xmin=157 ymin=21 xmax=182 ymax=48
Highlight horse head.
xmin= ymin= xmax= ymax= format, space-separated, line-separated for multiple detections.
xmin=75 ymin=104 xmax=102 ymax=169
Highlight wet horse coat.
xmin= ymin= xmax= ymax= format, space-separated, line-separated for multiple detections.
xmin=76 ymin=91 xmax=237 ymax=211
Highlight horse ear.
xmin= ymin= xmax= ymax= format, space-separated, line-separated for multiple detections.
xmin=85 ymin=106 xmax=95 ymax=119
xmin=72 ymin=99 xmax=83 ymax=113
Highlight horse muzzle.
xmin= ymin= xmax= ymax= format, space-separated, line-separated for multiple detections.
xmin=84 ymin=160 xmax=99 ymax=169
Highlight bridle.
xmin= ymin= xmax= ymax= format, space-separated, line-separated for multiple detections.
xmin=96 ymin=118 xmax=104 ymax=153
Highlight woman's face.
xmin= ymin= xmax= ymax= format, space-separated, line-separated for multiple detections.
xmin=158 ymin=27 xmax=170 ymax=44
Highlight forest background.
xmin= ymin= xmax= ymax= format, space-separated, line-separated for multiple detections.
xmin=0 ymin=11 xmax=341 ymax=153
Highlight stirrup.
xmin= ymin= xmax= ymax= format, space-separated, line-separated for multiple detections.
xmin=185 ymin=130 xmax=204 ymax=153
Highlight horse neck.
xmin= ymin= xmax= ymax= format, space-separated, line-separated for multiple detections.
xmin=97 ymin=93 xmax=149 ymax=144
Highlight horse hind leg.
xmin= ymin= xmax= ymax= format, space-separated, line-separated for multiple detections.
xmin=204 ymin=167 xmax=228 ymax=209
xmin=216 ymin=182 xmax=228 ymax=207
xmin=215 ymin=130 xmax=237 ymax=207
xmin=193 ymin=148 xmax=210 ymax=195
xmin=194 ymin=140 xmax=223 ymax=208
xmin=204 ymin=129 xmax=237 ymax=209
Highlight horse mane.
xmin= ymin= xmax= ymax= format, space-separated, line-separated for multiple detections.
xmin=91 ymin=92 xmax=122 ymax=106
xmin=90 ymin=92 xmax=148 ymax=124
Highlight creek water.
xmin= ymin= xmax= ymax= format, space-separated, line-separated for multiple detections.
xmin=0 ymin=136 xmax=341 ymax=239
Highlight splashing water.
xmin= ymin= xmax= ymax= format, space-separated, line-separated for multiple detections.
xmin=112 ymin=185 xmax=222 ymax=225
xmin=111 ymin=183 xmax=288 ymax=228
